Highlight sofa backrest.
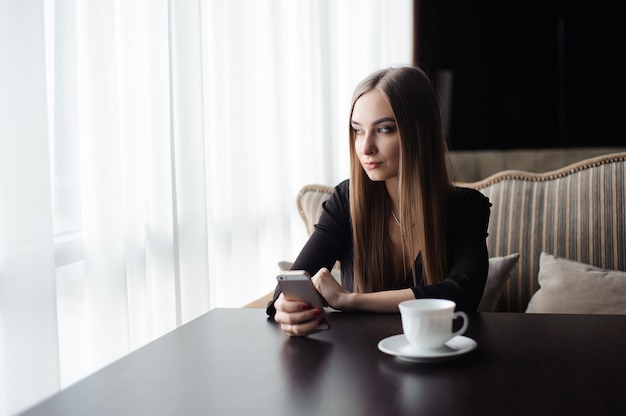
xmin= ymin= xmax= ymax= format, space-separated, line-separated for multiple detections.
xmin=296 ymin=152 xmax=626 ymax=312
xmin=296 ymin=184 xmax=334 ymax=236
xmin=464 ymin=152 xmax=626 ymax=311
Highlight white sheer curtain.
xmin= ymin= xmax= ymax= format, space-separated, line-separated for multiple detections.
xmin=0 ymin=0 xmax=412 ymax=414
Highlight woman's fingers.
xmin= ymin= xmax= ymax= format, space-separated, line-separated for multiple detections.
xmin=275 ymin=306 xmax=322 ymax=325
xmin=280 ymin=317 xmax=324 ymax=337
xmin=277 ymin=298 xmax=311 ymax=313
xmin=310 ymin=267 xmax=331 ymax=289
xmin=311 ymin=267 xmax=347 ymax=309
xmin=274 ymin=293 xmax=325 ymax=336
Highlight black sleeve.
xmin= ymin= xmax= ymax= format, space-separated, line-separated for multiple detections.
xmin=410 ymin=188 xmax=491 ymax=312
xmin=266 ymin=180 xmax=352 ymax=317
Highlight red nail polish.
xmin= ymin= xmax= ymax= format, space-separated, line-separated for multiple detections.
xmin=302 ymin=304 xmax=310 ymax=311
xmin=312 ymin=309 xmax=321 ymax=316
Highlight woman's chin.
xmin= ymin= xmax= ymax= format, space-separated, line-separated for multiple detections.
xmin=365 ymin=173 xmax=390 ymax=182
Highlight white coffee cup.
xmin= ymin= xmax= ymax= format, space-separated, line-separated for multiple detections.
xmin=398 ymin=298 xmax=469 ymax=351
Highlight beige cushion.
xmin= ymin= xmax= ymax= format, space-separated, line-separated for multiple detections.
xmin=478 ymin=253 xmax=520 ymax=312
xmin=526 ymin=252 xmax=626 ymax=314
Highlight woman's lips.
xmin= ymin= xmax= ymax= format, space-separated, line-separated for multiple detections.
xmin=363 ymin=161 xmax=382 ymax=169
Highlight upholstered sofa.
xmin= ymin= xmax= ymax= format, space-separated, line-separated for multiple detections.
xmin=247 ymin=152 xmax=626 ymax=313
xmin=458 ymin=151 xmax=626 ymax=312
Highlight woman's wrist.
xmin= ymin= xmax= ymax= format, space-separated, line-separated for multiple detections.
xmin=336 ymin=291 xmax=358 ymax=311
xmin=337 ymin=289 xmax=415 ymax=313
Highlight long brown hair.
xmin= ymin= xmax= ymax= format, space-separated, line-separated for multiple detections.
xmin=349 ymin=66 xmax=452 ymax=292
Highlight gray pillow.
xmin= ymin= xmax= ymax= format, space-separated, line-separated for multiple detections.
xmin=526 ymin=252 xmax=626 ymax=314
xmin=477 ymin=253 xmax=520 ymax=312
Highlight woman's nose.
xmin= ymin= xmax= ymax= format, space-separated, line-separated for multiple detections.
xmin=360 ymin=132 xmax=377 ymax=155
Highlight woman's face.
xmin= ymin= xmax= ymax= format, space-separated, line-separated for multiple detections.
xmin=351 ymin=89 xmax=400 ymax=182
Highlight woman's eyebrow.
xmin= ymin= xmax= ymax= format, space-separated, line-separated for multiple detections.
xmin=351 ymin=117 xmax=396 ymax=126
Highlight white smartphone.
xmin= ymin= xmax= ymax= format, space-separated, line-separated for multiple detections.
xmin=276 ymin=270 xmax=329 ymax=330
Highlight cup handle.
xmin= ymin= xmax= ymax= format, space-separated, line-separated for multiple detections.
xmin=452 ymin=311 xmax=469 ymax=337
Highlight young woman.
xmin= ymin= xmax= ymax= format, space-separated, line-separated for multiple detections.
xmin=268 ymin=66 xmax=491 ymax=336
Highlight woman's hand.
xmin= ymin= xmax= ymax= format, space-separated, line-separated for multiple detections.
xmin=311 ymin=267 xmax=351 ymax=310
xmin=312 ymin=267 xmax=415 ymax=313
xmin=274 ymin=293 xmax=327 ymax=337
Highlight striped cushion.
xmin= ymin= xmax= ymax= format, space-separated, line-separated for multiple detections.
xmin=466 ymin=152 xmax=626 ymax=312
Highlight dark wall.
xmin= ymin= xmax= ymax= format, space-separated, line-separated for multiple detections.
xmin=415 ymin=0 xmax=626 ymax=150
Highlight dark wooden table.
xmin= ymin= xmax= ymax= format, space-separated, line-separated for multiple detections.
xmin=21 ymin=309 xmax=626 ymax=416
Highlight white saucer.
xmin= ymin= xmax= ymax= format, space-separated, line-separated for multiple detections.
xmin=378 ymin=334 xmax=477 ymax=363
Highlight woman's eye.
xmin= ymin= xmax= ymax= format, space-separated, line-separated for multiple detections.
xmin=378 ymin=126 xmax=393 ymax=133
xmin=352 ymin=127 xmax=363 ymax=135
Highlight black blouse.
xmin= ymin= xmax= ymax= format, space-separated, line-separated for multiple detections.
xmin=267 ymin=179 xmax=491 ymax=316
